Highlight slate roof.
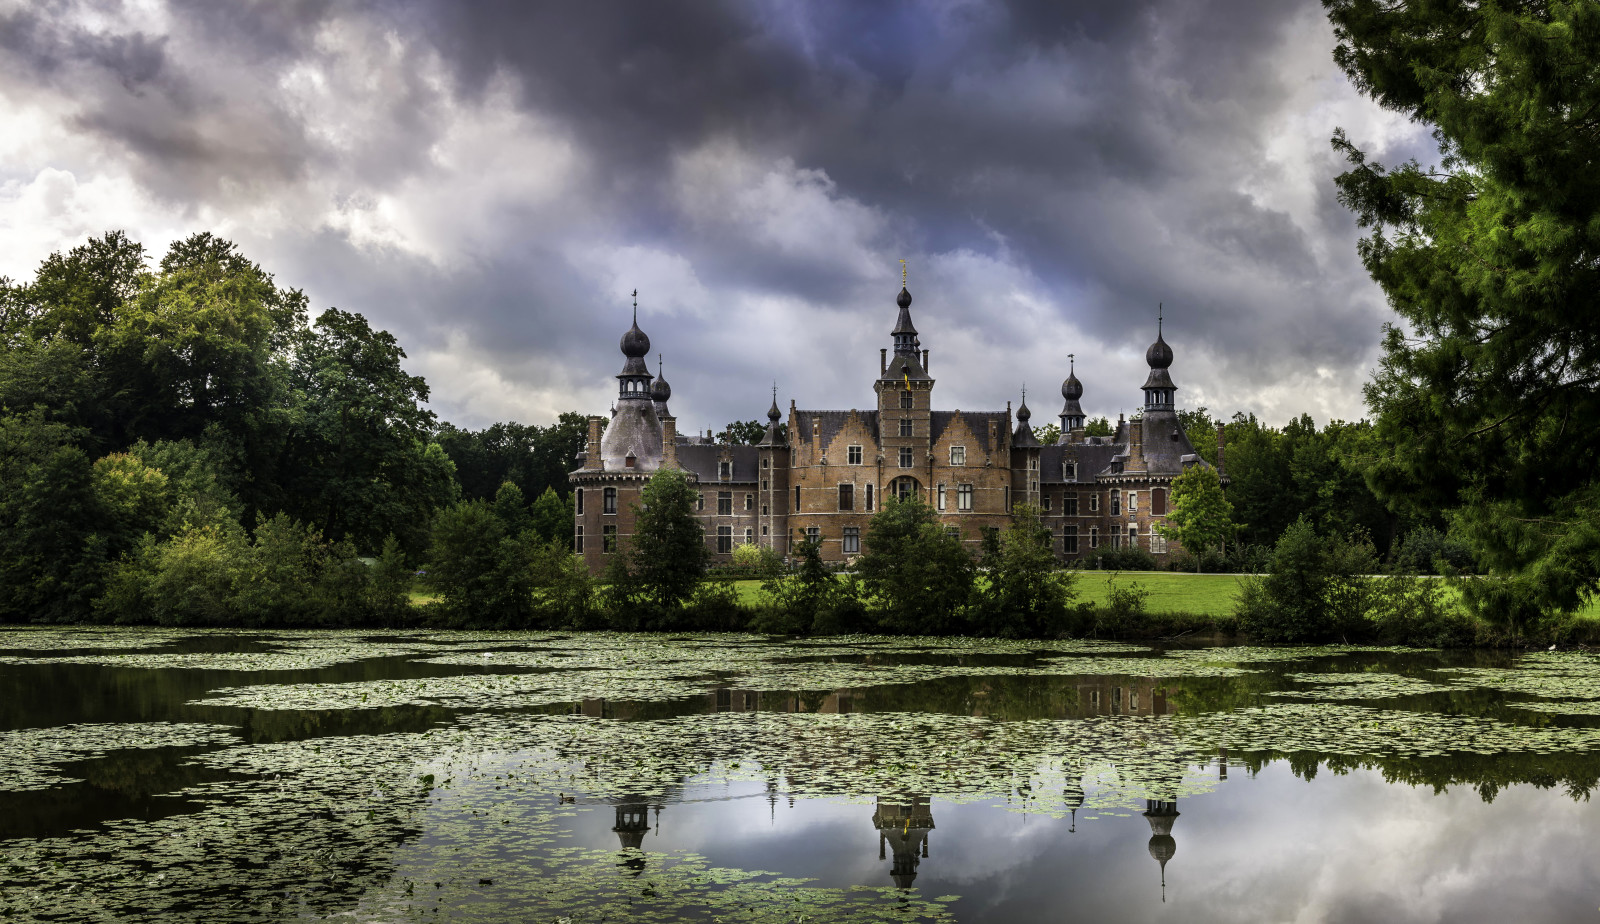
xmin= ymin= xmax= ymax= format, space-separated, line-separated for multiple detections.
xmin=675 ymin=444 xmax=761 ymax=484
xmin=881 ymin=352 xmax=932 ymax=383
xmin=930 ymin=411 xmax=1010 ymax=455
xmin=1040 ymin=443 xmax=1122 ymax=483
xmin=792 ymin=410 xmax=880 ymax=446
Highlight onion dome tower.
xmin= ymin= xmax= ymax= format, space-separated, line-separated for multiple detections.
xmin=1143 ymin=798 xmax=1180 ymax=902
xmin=873 ymin=796 xmax=935 ymax=889
xmin=758 ymin=385 xmax=787 ymax=447
xmin=892 ymin=284 xmax=919 ymax=357
xmin=650 ymin=354 xmax=673 ymax=420
xmin=1064 ymin=779 xmax=1085 ymax=833
xmin=1012 ymin=391 xmax=1041 ymax=449
xmin=1060 ymin=354 xmax=1085 ymax=436
xmin=598 ymin=291 xmax=664 ymax=471
xmin=1142 ymin=307 xmax=1177 ymax=413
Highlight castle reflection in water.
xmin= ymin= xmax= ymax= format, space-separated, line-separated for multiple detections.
xmin=581 ymin=673 xmax=1225 ymax=896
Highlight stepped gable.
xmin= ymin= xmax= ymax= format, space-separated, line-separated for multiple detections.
xmin=929 ymin=411 xmax=1010 ymax=455
xmin=791 ymin=410 xmax=881 ymax=445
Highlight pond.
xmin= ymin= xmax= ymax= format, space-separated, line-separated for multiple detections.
xmin=2 ymin=629 xmax=1598 ymax=922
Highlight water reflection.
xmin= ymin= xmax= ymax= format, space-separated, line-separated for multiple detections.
xmin=875 ymin=796 xmax=935 ymax=887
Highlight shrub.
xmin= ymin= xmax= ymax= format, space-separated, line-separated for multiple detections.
xmin=975 ymin=505 xmax=1078 ymax=638
xmin=1367 ymin=573 xmax=1477 ymax=647
xmin=1389 ymin=526 xmax=1476 ymax=575
xmin=755 ymin=537 xmax=865 ymax=635
xmin=1084 ymin=546 xmax=1158 ymax=571
xmin=1091 ymin=576 xmax=1150 ymax=637
xmin=857 ymin=497 xmax=973 ymax=634
xmin=1236 ymin=517 xmax=1378 ymax=641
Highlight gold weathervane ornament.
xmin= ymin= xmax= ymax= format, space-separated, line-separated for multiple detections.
xmin=899 ymin=259 xmax=907 ymax=287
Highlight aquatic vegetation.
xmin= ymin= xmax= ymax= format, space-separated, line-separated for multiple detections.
xmin=1 ymin=722 xmax=238 ymax=791
xmin=1274 ymin=672 xmax=1456 ymax=700
xmin=0 ymin=627 xmax=183 ymax=652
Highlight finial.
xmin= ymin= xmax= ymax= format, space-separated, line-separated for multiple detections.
xmin=632 ymin=288 xmax=638 ymax=323
xmin=1069 ymin=352 xmax=1075 ymax=371
xmin=899 ymin=259 xmax=907 ymax=287
xmin=772 ymin=382 xmax=778 ymax=401
xmin=657 ymin=353 xmax=662 ymax=376
xmin=1158 ymin=302 xmax=1163 ymax=335
xmin=1021 ymin=383 xmax=1026 ymax=402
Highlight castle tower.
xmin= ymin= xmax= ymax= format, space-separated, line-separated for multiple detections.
xmin=1011 ymin=391 xmax=1042 ymax=510
xmin=651 ymin=354 xmax=673 ymax=421
xmin=599 ymin=292 xmax=664 ymax=472
xmin=873 ymin=796 xmax=935 ymax=889
xmin=1142 ymin=308 xmax=1177 ymax=414
xmin=756 ymin=387 xmax=791 ymax=554
xmin=874 ymin=271 xmax=934 ymax=503
xmin=1060 ymin=354 xmax=1085 ymax=439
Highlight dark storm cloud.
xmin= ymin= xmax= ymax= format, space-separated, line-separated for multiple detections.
xmin=0 ymin=0 xmax=1428 ymax=428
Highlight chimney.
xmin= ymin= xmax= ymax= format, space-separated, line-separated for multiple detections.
xmin=880 ymin=349 xmax=888 ymax=375
xmin=661 ymin=418 xmax=677 ymax=469
xmin=586 ymin=416 xmax=603 ymax=469
xmin=987 ymin=419 xmax=997 ymax=461
xmin=1130 ymin=417 xmax=1145 ymax=470
xmin=812 ymin=417 xmax=822 ymax=460
xmin=1217 ymin=428 xmax=1226 ymax=477
xmin=922 ymin=349 xmax=930 ymax=372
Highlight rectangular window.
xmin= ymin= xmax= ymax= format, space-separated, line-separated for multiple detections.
xmin=719 ymin=461 xmax=732 ymax=480
xmin=1128 ymin=491 xmax=1139 ymax=513
xmin=1111 ymin=491 xmax=1121 ymax=516
xmin=603 ymin=487 xmax=617 ymax=515
xmin=950 ymin=445 xmax=966 ymax=466
xmin=838 ymin=483 xmax=854 ymax=511
xmin=745 ymin=493 xmax=754 ymax=510
xmin=1089 ymin=527 xmax=1099 ymax=549
xmin=1151 ymin=531 xmax=1167 ymax=554
xmin=899 ymin=447 xmax=913 ymax=468
xmin=1066 ymin=493 xmax=1078 ymax=516
xmin=865 ymin=483 xmax=874 ymax=511
xmin=718 ymin=491 xmax=733 ymax=515
xmin=1042 ymin=495 xmax=1051 ymax=512
xmin=745 ymin=527 xmax=753 ymax=544
xmin=575 ymin=488 xmax=584 ymax=515
xmin=1004 ymin=485 xmax=1010 ymax=510
xmin=574 ymin=524 xmax=584 ymax=553
xmin=697 ymin=493 xmax=705 ymax=512
xmin=795 ymin=485 xmax=801 ymax=511
xmin=717 ymin=526 xmax=733 ymax=553
xmin=899 ymin=418 xmax=913 ymax=437
xmin=1064 ymin=462 xmax=1076 ymax=480
xmin=957 ymin=483 xmax=974 ymax=512
xmin=1028 ymin=456 xmax=1038 ymax=471
xmin=1152 ymin=488 xmax=1167 ymax=516
xmin=937 ymin=482 xmax=946 ymax=511
xmin=761 ymin=479 xmax=768 ymax=491
xmin=1129 ymin=525 xmax=1139 ymax=549
xmin=900 ymin=390 xmax=913 ymax=409
xmin=761 ymin=504 xmax=769 ymax=516
xmin=1064 ymin=527 xmax=1079 ymax=554
xmin=843 ymin=527 xmax=860 ymax=554
xmin=805 ymin=526 xmax=820 ymax=544
xmin=603 ymin=525 xmax=617 ymax=553
xmin=1090 ymin=492 xmax=1100 ymax=513
xmin=848 ymin=445 xmax=863 ymax=465
xmin=1031 ymin=480 xmax=1038 ymax=496
xmin=946 ymin=527 xmax=961 ymax=541
xmin=762 ymin=525 xmax=769 ymax=536
xmin=762 ymin=457 xmax=770 ymax=468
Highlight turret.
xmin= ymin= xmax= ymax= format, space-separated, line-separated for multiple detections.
xmin=873 ymin=797 xmax=934 ymax=888
xmin=1142 ymin=307 xmax=1177 ymax=413
xmin=650 ymin=354 xmax=672 ymax=420
xmin=598 ymin=291 xmax=665 ymax=471
xmin=1143 ymin=798 xmax=1180 ymax=902
xmin=1060 ymin=353 xmax=1085 ymax=438
xmin=1012 ymin=392 xmax=1041 ymax=449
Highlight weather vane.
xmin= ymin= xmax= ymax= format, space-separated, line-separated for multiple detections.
xmin=1069 ymin=352 xmax=1075 ymax=371
xmin=1158 ymin=301 xmax=1163 ymax=334
xmin=632 ymin=288 xmax=638 ymax=322
xmin=899 ymin=259 xmax=907 ymax=287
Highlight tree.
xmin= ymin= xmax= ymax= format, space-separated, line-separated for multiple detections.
xmin=1032 ymin=423 xmax=1061 ymax=446
xmin=856 ymin=496 xmax=973 ymax=634
xmin=1325 ymin=1 xmax=1600 ymax=620
xmin=1236 ymin=517 xmax=1377 ymax=642
xmin=1084 ymin=416 xmax=1113 ymax=437
xmin=0 ymin=413 xmax=106 ymax=621
xmin=528 ymin=487 xmax=569 ymax=543
xmin=1158 ymin=465 xmax=1234 ymax=570
xmin=609 ymin=468 xmax=710 ymax=623
xmin=717 ymin=419 xmax=772 ymax=445
xmin=434 ymin=413 xmax=587 ymax=503
xmin=424 ymin=484 xmax=537 ymax=625
xmin=281 ymin=308 xmax=455 ymax=553
xmin=978 ymin=505 xmax=1077 ymax=637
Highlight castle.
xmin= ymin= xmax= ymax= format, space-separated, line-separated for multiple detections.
xmin=570 ymin=280 xmax=1220 ymax=571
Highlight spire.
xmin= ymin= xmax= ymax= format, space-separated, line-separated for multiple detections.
xmin=650 ymin=353 xmax=672 ymax=417
xmin=1142 ymin=305 xmax=1177 ymax=412
xmin=1060 ymin=352 xmax=1085 ymax=436
xmin=759 ymin=383 xmax=787 ymax=447
xmin=1013 ymin=387 xmax=1040 ymax=448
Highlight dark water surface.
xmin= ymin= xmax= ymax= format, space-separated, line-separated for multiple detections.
xmin=2 ymin=628 xmax=1598 ymax=922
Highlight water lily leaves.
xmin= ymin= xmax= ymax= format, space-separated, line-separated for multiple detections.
xmin=0 ymin=722 xmax=239 ymax=792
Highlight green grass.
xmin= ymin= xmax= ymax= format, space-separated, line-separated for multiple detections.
xmin=1069 ymin=571 xmax=1244 ymax=617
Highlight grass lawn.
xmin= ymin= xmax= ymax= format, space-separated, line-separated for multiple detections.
xmin=1069 ymin=571 xmax=1245 ymax=617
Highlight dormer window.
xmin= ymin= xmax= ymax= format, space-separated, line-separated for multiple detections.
xmin=1063 ymin=462 xmax=1076 ymax=481
xmin=719 ymin=461 xmax=732 ymax=479
xmin=624 ymin=453 xmax=636 ymax=468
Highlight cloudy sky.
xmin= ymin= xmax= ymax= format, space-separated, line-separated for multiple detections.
xmin=0 ymin=0 xmax=1433 ymax=433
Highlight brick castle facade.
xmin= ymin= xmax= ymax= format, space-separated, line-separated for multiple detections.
xmin=570 ymin=283 xmax=1222 ymax=571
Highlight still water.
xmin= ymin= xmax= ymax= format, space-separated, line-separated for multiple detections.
xmin=1 ymin=629 xmax=1598 ymax=922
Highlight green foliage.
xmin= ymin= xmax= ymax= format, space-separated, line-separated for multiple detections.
xmin=1093 ymin=576 xmax=1151 ymax=636
xmin=1083 ymin=416 xmax=1113 ymax=437
xmin=1031 ymin=423 xmax=1060 ymax=446
xmin=976 ymin=505 xmax=1077 ymax=638
xmin=528 ymin=487 xmax=569 ymax=544
xmin=1236 ymin=517 xmax=1378 ymax=642
xmin=434 ymin=413 xmax=587 ymax=507
xmin=1159 ymin=464 xmax=1234 ymax=568
xmin=280 ymin=308 xmax=455 ymax=554
xmin=1084 ymin=545 xmax=1157 ymax=572
xmin=424 ymin=485 xmax=537 ymax=626
xmin=716 ymin=420 xmax=774 ymax=445
xmin=856 ymin=497 xmax=973 ymax=634
xmin=604 ymin=469 xmax=710 ymax=627
xmin=0 ymin=413 xmax=108 ymax=621
xmin=755 ymin=538 xmax=865 ymax=636
xmin=1389 ymin=526 xmax=1475 ymax=576
xmin=1326 ymin=1 xmax=1600 ymax=618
